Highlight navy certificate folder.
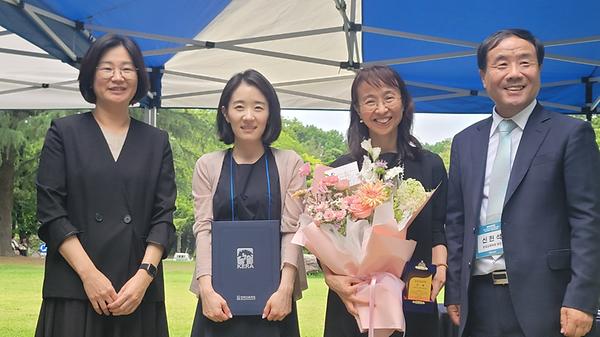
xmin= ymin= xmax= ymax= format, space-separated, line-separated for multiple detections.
xmin=211 ymin=220 xmax=281 ymax=315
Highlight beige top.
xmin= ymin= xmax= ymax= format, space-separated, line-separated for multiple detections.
xmin=189 ymin=148 xmax=308 ymax=300
xmin=101 ymin=129 xmax=128 ymax=161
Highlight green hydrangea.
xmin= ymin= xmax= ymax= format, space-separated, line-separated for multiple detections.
xmin=393 ymin=178 xmax=428 ymax=221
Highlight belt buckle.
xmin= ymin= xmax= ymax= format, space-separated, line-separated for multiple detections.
xmin=491 ymin=270 xmax=508 ymax=285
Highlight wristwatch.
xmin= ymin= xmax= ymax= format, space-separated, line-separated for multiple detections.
xmin=139 ymin=263 xmax=157 ymax=278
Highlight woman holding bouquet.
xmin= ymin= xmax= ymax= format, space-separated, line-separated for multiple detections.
xmin=323 ymin=65 xmax=448 ymax=337
xmin=189 ymin=69 xmax=307 ymax=337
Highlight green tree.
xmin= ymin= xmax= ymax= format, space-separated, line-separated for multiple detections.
xmin=423 ymin=138 xmax=452 ymax=169
xmin=156 ymin=109 xmax=225 ymax=253
xmin=591 ymin=115 xmax=600 ymax=147
xmin=280 ymin=118 xmax=346 ymax=164
xmin=4 ymin=108 xmax=351 ymax=256
xmin=0 ymin=110 xmax=71 ymax=255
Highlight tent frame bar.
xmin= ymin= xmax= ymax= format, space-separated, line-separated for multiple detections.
xmin=363 ymin=25 xmax=600 ymax=68
xmin=364 ymin=50 xmax=475 ymax=66
xmin=333 ymin=0 xmax=360 ymax=69
xmin=362 ymin=26 xmax=478 ymax=48
xmin=0 ymin=47 xmax=54 ymax=59
xmin=162 ymin=69 xmax=353 ymax=105
xmin=22 ymin=3 xmax=77 ymax=61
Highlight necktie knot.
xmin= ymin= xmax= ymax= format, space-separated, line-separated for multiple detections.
xmin=498 ymin=119 xmax=517 ymax=134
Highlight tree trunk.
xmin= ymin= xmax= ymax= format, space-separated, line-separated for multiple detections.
xmin=0 ymin=147 xmax=16 ymax=256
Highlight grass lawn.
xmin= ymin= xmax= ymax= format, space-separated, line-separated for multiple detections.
xmin=0 ymin=257 xmax=328 ymax=337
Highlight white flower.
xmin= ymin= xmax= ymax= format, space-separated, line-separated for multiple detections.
xmin=360 ymin=139 xmax=372 ymax=153
xmin=371 ymin=147 xmax=381 ymax=161
xmin=360 ymin=156 xmax=378 ymax=183
xmin=361 ymin=138 xmax=382 ymax=161
xmin=384 ymin=165 xmax=404 ymax=181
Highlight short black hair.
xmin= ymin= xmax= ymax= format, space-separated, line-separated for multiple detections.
xmin=216 ymin=69 xmax=282 ymax=145
xmin=78 ymin=33 xmax=149 ymax=104
xmin=347 ymin=65 xmax=421 ymax=162
xmin=477 ymin=29 xmax=545 ymax=70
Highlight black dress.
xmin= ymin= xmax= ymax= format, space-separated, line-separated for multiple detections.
xmin=323 ymin=151 xmax=448 ymax=337
xmin=34 ymin=113 xmax=176 ymax=337
xmin=190 ymin=148 xmax=301 ymax=337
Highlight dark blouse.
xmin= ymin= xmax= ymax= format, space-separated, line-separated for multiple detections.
xmin=213 ymin=148 xmax=281 ymax=221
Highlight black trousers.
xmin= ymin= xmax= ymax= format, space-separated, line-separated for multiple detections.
xmin=465 ymin=275 xmax=525 ymax=337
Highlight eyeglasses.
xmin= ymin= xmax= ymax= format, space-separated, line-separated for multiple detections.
xmin=96 ymin=66 xmax=138 ymax=80
xmin=359 ymin=95 xmax=401 ymax=112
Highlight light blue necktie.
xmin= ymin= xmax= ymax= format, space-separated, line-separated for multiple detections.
xmin=486 ymin=119 xmax=517 ymax=224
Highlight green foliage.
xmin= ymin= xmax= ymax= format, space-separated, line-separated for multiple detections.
xmin=592 ymin=115 xmax=600 ymax=147
xmin=423 ymin=138 xmax=451 ymax=169
xmin=150 ymin=109 xmax=347 ymax=253
xmin=0 ymin=110 xmax=74 ymax=237
xmin=278 ymin=118 xmax=346 ymax=165
xmin=2 ymin=108 xmax=343 ymax=253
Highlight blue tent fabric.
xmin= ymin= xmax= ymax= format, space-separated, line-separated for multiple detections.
xmin=361 ymin=0 xmax=600 ymax=114
xmin=0 ymin=1 xmax=90 ymax=65
xmin=38 ymin=0 xmax=231 ymax=66
xmin=0 ymin=0 xmax=598 ymax=114
xmin=1 ymin=0 xmax=231 ymax=66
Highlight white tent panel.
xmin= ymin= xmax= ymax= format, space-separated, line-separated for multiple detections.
xmin=0 ymin=26 xmax=90 ymax=109
xmin=163 ymin=0 xmax=361 ymax=109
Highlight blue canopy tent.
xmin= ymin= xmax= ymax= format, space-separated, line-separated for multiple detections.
xmin=362 ymin=1 xmax=600 ymax=116
xmin=0 ymin=0 xmax=598 ymax=119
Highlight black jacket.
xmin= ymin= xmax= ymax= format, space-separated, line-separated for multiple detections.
xmin=37 ymin=112 xmax=176 ymax=301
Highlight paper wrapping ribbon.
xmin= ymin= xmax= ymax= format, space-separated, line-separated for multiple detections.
xmin=356 ymin=272 xmax=405 ymax=337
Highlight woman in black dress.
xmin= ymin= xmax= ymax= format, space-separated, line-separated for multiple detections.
xmin=189 ymin=69 xmax=307 ymax=337
xmin=35 ymin=34 xmax=176 ymax=337
xmin=323 ymin=65 xmax=448 ymax=337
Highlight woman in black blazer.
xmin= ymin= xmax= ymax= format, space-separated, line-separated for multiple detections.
xmin=323 ymin=65 xmax=448 ymax=337
xmin=35 ymin=34 xmax=176 ymax=337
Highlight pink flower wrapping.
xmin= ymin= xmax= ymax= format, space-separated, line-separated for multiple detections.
xmin=292 ymin=151 xmax=436 ymax=337
xmin=293 ymin=208 xmax=416 ymax=337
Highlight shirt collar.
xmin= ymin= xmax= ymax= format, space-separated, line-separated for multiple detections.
xmin=490 ymin=99 xmax=537 ymax=137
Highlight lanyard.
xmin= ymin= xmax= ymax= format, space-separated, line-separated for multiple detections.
xmin=229 ymin=149 xmax=272 ymax=221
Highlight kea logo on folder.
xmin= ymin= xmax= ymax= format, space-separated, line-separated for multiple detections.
xmin=212 ymin=220 xmax=280 ymax=315
xmin=237 ymin=248 xmax=254 ymax=269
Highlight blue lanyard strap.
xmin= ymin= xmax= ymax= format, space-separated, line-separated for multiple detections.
xmin=265 ymin=153 xmax=272 ymax=220
xmin=229 ymin=151 xmax=235 ymax=221
xmin=229 ymin=149 xmax=272 ymax=221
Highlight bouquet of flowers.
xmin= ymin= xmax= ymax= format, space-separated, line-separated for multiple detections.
xmin=292 ymin=140 xmax=435 ymax=337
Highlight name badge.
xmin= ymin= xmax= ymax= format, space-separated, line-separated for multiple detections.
xmin=476 ymin=221 xmax=503 ymax=259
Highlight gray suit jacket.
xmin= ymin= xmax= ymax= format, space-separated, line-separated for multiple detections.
xmin=445 ymin=104 xmax=600 ymax=337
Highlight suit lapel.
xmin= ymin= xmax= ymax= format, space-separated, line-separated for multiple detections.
xmin=470 ymin=118 xmax=492 ymax=219
xmin=504 ymin=104 xmax=551 ymax=206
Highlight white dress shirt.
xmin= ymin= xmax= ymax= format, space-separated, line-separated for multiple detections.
xmin=473 ymin=99 xmax=537 ymax=276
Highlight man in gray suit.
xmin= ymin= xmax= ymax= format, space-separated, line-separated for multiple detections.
xmin=445 ymin=28 xmax=600 ymax=337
